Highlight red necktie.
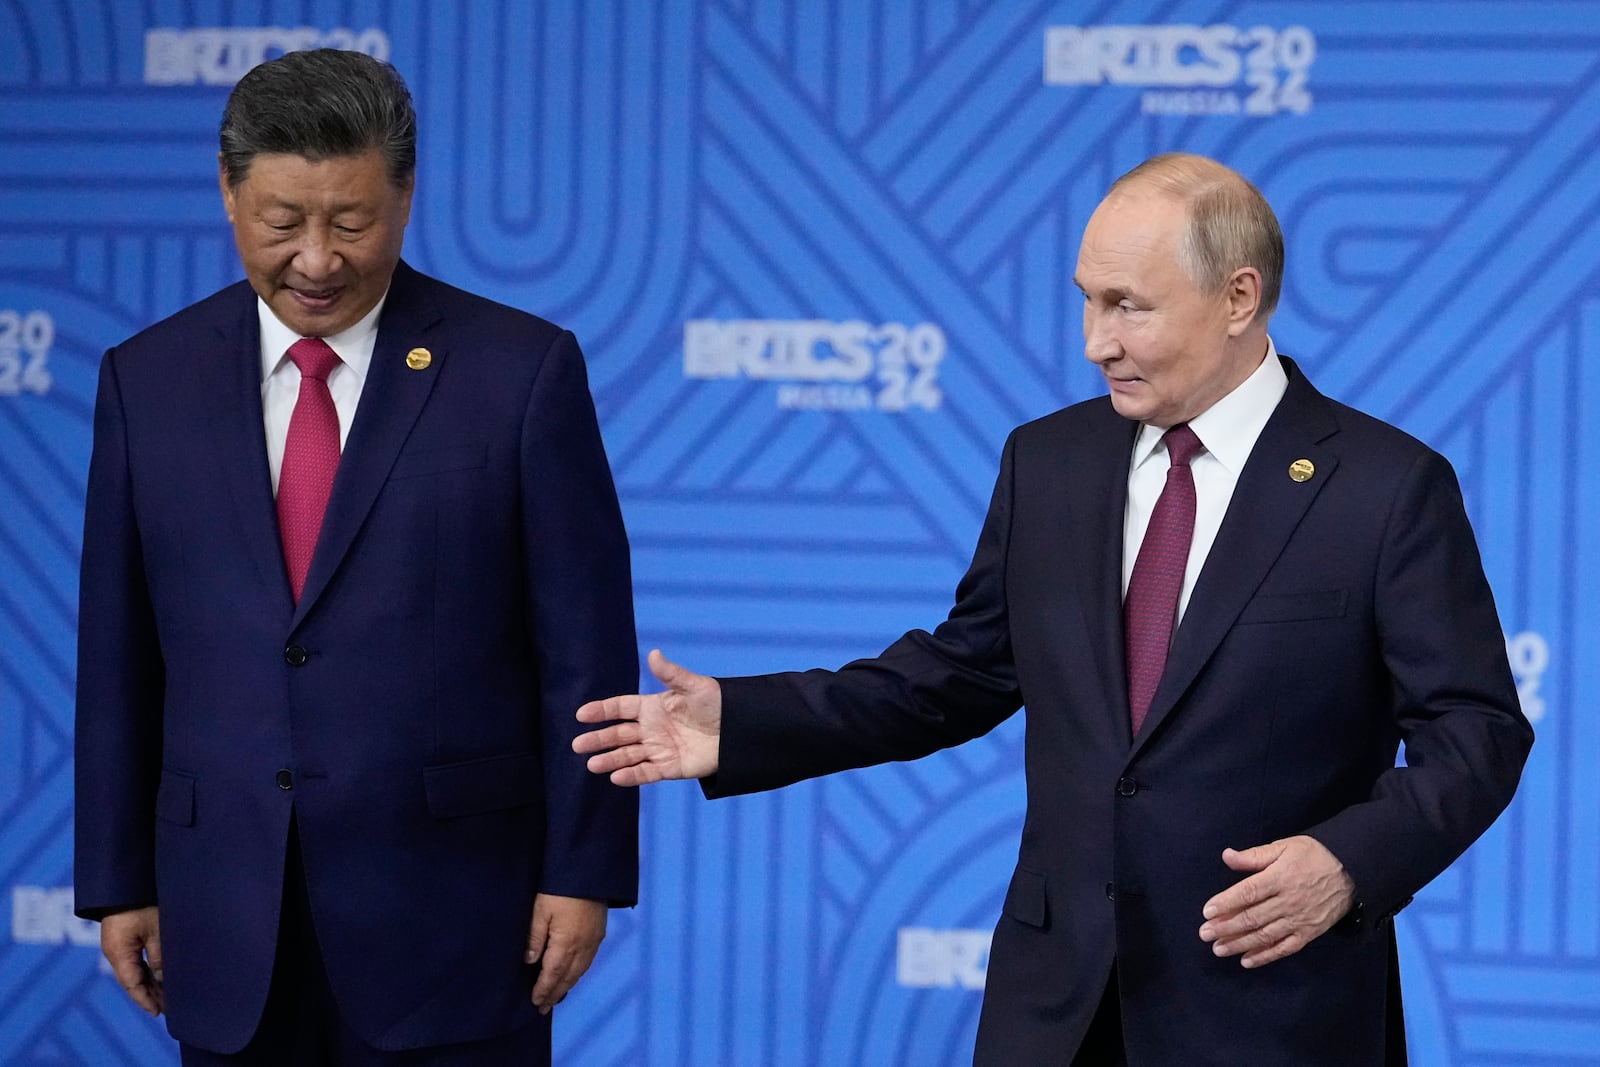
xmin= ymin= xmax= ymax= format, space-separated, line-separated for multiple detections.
xmin=277 ymin=338 xmax=342 ymax=602
xmin=1124 ymin=423 xmax=1204 ymax=736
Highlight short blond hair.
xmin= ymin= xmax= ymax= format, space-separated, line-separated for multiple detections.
xmin=1111 ymin=153 xmax=1283 ymax=322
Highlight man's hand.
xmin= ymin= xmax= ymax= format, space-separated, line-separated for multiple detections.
xmin=101 ymin=906 xmax=164 ymax=1016
xmin=1198 ymin=835 xmax=1355 ymax=969
xmin=525 ymin=894 xmax=607 ymax=1015
xmin=573 ymin=649 xmax=722 ymax=785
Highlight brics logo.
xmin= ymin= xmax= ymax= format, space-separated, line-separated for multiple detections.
xmin=1044 ymin=25 xmax=1316 ymax=117
xmin=897 ymin=927 xmax=990 ymax=989
xmin=0 ymin=309 xmax=53 ymax=397
xmin=144 ymin=27 xmax=392 ymax=86
xmin=683 ymin=319 xmax=946 ymax=413
xmin=1507 ymin=631 xmax=1550 ymax=724
xmin=10 ymin=886 xmax=98 ymax=948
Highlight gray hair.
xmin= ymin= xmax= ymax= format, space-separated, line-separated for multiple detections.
xmin=220 ymin=49 xmax=416 ymax=188
xmin=1111 ymin=153 xmax=1284 ymax=323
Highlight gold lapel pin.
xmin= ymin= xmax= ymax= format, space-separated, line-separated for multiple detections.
xmin=406 ymin=347 xmax=432 ymax=371
xmin=1288 ymin=458 xmax=1315 ymax=482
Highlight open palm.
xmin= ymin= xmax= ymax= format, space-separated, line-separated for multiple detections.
xmin=574 ymin=649 xmax=722 ymax=785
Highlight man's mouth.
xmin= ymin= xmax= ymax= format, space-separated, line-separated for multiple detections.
xmin=289 ymin=285 xmax=342 ymax=310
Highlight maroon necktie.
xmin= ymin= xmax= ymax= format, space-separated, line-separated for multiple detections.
xmin=1124 ymin=423 xmax=1204 ymax=736
xmin=277 ymin=338 xmax=342 ymax=602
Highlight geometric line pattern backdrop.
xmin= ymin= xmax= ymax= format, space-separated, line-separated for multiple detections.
xmin=3 ymin=2 xmax=1598 ymax=1063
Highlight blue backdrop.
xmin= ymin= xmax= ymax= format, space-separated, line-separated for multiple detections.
xmin=2 ymin=2 xmax=1596 ymax=1063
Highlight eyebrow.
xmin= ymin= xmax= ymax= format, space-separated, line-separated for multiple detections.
xmin=258 ymin=194 xmax=377 ymax=215
xmin=1077 ymin=281 xmax=1136 ymax=303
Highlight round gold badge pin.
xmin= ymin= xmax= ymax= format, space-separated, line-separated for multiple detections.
xmin=1288 ymin=458 xmax=1315 ymax=482
xmin=406 ymin=347 xmax=432 ymax=371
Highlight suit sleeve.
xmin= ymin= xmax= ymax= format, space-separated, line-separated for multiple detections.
xmin=707 ymin=432 xmax=1025 ymax=798
xmin=519 ymin=330 xmax=640 ymax=905
xmin=1307 ymin=448 xmax=1532 ymax=923
xmin=74 ymin=350 xmax=166 ymax=918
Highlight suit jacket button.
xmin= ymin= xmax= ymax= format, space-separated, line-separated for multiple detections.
xmin=276 ymin=768 xmax=294 ymax=790
xmin=1105 ymin=882 xmax=1117 ymax=901
xmin=284 ymin=644 xmax=308 ymax=667
xmin=1116 ymin=776 xmax=1138 ymax=796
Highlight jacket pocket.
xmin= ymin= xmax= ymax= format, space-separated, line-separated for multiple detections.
xmin=1236 ymin=588 xmax=1348 ymax=625
xmin=1003 ymin=865 xmax=1049 ymax=929
xmin=423 ymin=752 xmax=541 ymax=819
xmin=154 ymin=769 xmax=196 ymax=827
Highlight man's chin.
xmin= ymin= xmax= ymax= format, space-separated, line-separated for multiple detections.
xmin=1107 ymin=391 xmax=1153 ymax=423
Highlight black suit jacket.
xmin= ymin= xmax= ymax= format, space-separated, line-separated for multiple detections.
xmin=710 ymin=358 xmax=1531 ymax=1065
xmin=76 ymin=262 xmax=639 ymax=1052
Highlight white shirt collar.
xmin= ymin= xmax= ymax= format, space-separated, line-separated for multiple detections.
xmin=257 ymin=294 xmax=387 ymax=383
xmin=1130 ymin=336 xmax=1288 ymax=472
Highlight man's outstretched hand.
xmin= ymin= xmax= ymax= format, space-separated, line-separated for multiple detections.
xmin=574 ymin=649 xmax=722 ymax=785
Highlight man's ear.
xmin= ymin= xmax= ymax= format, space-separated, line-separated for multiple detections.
xmin=396 ymin=176 xmax=415 ymax=226
xmin=218 ymin=157 xmax=237 ymax=224
xmin=1224 ymin=267 xmax=1262 ymax=335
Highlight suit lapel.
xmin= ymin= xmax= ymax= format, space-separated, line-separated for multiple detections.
xmin=202 ymin=285 xmax=294 ymax=604
xmin=1058 ymin=405 xmax=1139 ymax=730
xmin=1130 ymin=360 xmax=1341 ymax=756
xmin=292 ymin=263 xmax=444 ymax=625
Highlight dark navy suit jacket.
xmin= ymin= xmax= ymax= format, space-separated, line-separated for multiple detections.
xmin=710 ymin=358 xmax=1531 ymax=1065
xmin=75 ymin=261 xmax=639 ymax=1053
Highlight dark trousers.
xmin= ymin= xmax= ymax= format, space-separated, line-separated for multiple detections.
xmin=1070 ymin=966 xmax=1128 ymax=1067
xmin=180 ymin=821 xmax=549 ymax=1067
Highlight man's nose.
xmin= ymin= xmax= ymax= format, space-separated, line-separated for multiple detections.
xmin=1082 ymin=307 xmax=1119 ymax=365
xmin=293 ymin=228 xmax=339 ymax=280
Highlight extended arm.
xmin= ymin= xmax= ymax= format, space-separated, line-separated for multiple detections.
xmin=577 ymin=432 xmax=1027 ymax=795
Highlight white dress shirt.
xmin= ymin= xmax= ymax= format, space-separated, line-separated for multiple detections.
xmin=259 ymin=297 xmax=385 ymax=495
xmin=1121 ymin=338 xmax=1288 ymax=622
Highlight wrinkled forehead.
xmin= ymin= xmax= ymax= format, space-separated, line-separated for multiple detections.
xmin=1087 ymin=185 xmax=1189 ymax=242
xmin=1075 ymin=189 xmax=1188 ymax=282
